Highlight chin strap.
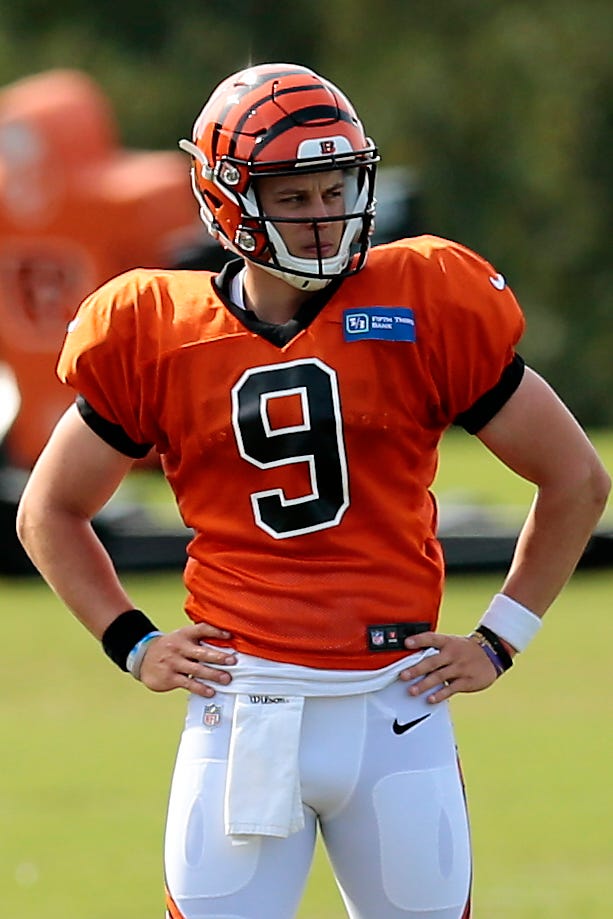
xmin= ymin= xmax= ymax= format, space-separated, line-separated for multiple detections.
xmin=256 ymin=259 xmax=333 ymax=292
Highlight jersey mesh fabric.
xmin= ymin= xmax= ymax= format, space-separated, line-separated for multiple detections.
xmin=57 ymin=235 xmax=525 ymax=669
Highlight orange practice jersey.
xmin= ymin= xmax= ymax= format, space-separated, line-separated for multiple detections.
xmin=57 ymin=236 xmax=525 ymax=669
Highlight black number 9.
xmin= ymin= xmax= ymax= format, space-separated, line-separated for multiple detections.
xmin=231 ymin=358 xmax=349 ymax=538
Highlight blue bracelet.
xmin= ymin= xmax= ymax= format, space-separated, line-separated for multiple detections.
xmin=126 ymin=631 xmax=164 ymax=680
xmin=102 ymin=608 xmax=159 ymax=671
xmin=477 ymin=639 xmax=506 ymax=677
xmin=469 ymin=631 xmax=509 ymax=677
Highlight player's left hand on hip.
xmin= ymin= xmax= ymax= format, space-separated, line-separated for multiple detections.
xmin=398 ymin=631 xmax=499 ymax=703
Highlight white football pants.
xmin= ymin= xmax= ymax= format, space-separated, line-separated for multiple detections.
xmin=164 ymin=677 xmax=472 ymax=919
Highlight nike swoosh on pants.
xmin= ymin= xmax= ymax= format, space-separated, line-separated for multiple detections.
xmin=392 ymin=713 xmax=432 ymax=735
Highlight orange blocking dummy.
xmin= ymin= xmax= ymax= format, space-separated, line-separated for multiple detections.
xmin=0 ymin=69 xmax=199 ymax=468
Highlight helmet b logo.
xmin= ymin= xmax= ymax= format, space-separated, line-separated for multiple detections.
xmin=319 ymin=140 xmax=337 ymax=155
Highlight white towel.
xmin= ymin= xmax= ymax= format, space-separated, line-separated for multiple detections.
xmin=224 ymin=693 xmax=305 ymax=839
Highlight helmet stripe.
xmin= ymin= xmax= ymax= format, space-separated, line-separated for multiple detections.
xmin=252 ymin=105 xmax=359 ymax=157
xmin=226 ymin=83 xmax=328 ymax=158
xmin=210 ymin=70 xmax=312 ymax=160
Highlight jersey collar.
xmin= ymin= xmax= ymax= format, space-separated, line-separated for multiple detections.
xmin=213 ymin=259 xmax=343 ymax=348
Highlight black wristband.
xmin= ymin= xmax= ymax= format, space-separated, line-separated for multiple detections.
xmin=475 ymin=625 xmax=514 ymax=671
xmin=101 ymin=609 xmax=159 ymax=672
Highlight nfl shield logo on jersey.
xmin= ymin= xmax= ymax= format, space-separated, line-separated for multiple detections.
xmin=370 ymin=629 xmax=385 ymax=647
xmin=203 ymin=703 xmax=222 ymax=727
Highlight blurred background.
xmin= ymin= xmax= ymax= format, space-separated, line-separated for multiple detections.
xmin=0 ymin=0 xmax=611 ymax=570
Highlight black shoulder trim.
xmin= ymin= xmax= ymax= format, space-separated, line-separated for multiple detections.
xmin=76 ymin=395 xmax=153 ymax=458
xmin=454 ymin=354 xmax=525 ymax=434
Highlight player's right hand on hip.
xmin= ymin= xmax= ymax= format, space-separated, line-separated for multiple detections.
xmin=138 ymin=622 xmax=236 ymax=696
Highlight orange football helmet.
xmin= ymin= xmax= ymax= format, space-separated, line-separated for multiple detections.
xmin=179 ymin=63 xmax=379 ymax=290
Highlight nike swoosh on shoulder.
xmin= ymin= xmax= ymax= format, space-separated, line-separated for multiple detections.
xmin=392 ymin=713 xmax=432 ymax=735
xmin=489 ymin=272 xmax=506 ymax=290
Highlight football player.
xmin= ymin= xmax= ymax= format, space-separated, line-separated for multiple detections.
xmin=17 ymin=64 xmax=610 ymax=919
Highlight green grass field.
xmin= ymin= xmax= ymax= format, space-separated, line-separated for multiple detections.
xmin=2 ymin=430 xmax=611 ymax=918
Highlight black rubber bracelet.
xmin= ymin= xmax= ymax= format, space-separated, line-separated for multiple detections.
xmin=101 ymin=609 xmax=159 ymax=672
xmin=475 ymin=625 xmax=514 ymax=671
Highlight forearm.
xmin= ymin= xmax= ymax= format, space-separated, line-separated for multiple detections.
xmin=16 ymin=405 xmax=140 ymax=637
xmin=18 ymin=505 xmax=135 ymax=639
xmin=15 ymin=408 xmax=235 ymax=696
xmin=18 ymin=499 xmax=236 ymax=696
xmin=501 ymin=473 xmax=610 ymax=616
xmin=476 ymin=367 xmax=611 ymax=618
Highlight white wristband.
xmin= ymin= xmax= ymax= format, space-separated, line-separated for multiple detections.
xmin=478 ymin=593 xmax=543 ymax=653
xmin=126 ymin=630 xmax=164 ymax=680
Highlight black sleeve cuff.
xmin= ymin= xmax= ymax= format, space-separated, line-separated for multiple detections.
xmin=454 ymin=354 xmax=525 ymax=434
xmin=76 ymin=395 xmax=153 ymax=459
